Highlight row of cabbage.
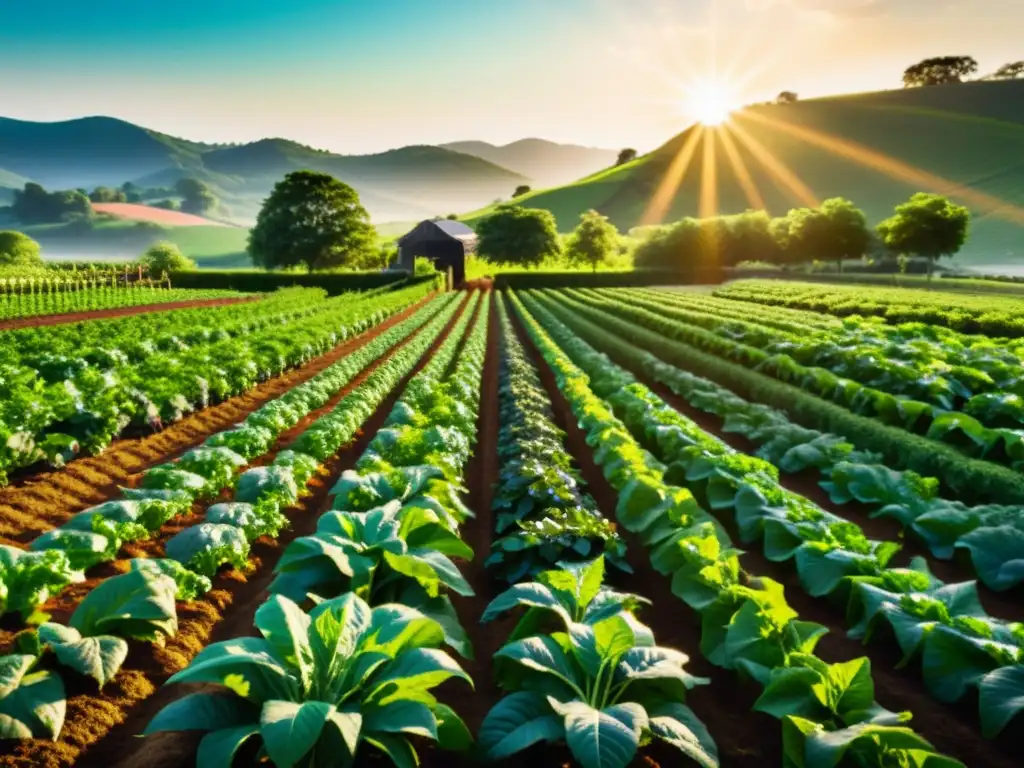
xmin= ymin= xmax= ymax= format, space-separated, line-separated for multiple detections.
xmin=140 ymin=291 xmax=491 ymax=767
xmin=0 ymin=292 xmax=460 ymax=746
xmin=511 ymin=288 xmax=979 ymax=766
xmin=569 ymin=288 xmax=1024 ymax=474
xmin=526 ymin=289 xmax=1024 ymax=742
xmin=553 ymin=289 xmax=1024 ymax=507
xmin=0 ymin=281 xmax=434 ymax=484
xmin=0 ymin=283 xmax=245 ymax=322
xmin=713 ymin=279 xmax=1024 ymax=338
xmin=474 ymin=293 xmax=719 ymax=767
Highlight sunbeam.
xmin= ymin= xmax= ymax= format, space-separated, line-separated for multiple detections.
xmin=699 ymin=128 xmax=719 ymax=219
xmin=725 ymin=120 xmax=820 ymax=208
xmin=641 ymin=124 xmax=706 ymax=225
xmin=718 ymin=125 xmax=767 ymax=210
xmin=737 ymin=110 xmax=1024 ymax=224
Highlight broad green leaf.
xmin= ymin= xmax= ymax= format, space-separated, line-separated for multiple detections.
xmin=145 ymin=692 xmax=259 ymax=734
xmin=978 ymin=664 xmax=1024 ymax=738
xmin=259 ymin=699 xmax=335 ymax=768
xmin=550 ymin=698 xmax=648 ymax=768
xmin=647 ymin=701 xmax=719 ymax=768
xmin=479 ymin=691 xmax=563 ymax=760
xmin=196 ymin=724 xmax=260 ymax=768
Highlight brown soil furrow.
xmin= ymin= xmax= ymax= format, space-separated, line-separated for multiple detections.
xmin=0 ymin=295 xmax=470 ymax=768
xmin=508 ymin=301 xmax=779 ymax=768
xmin=0 ymin=296 xmax=258 ymax=332
xmin=509 ymin=304 xmax=1016 ymax=768
xmin=0 ymin=297 xmax=432 ymax=542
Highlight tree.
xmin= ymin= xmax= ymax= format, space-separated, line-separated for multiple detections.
xmin=445 ymin=213 xmax=459 ymax=220
xmin=175 ymin=178 xmax=218 ymax=216
xmin=616 ymin=148 xmax=638 ymax=166
xmin=720 ymin=210 xmax=780 ymax=266
xmin=991 ymin=61 xmax=1024 ymax=80
xmin=513 ymin=185 xmax=532 ymax=198
xmin=903 ymin=56 xmax=978 ymax=87
xmin=877 ymin=193 xmax=970 ymax=279
xmin=776 ymin=91 xmax=799 ymax=104
xmin=11 ymin=183 xmax=92 ymax=224
xmin=0 ymin=231 xmax=43 ymax=267
xmin=785 ymin=198 xmax=872 ymax=272
xmin=476 ymin=205 xmax=561 ymax=266
xmin=248 ymin=171 xmax=376 ymax=271
xmin=89 ymin=186 xmax=128 ymax=203
xmin=141 ymin=241 xmax=195 ymax=274
xmin=566 ymin=210 xmax=618 ymax=272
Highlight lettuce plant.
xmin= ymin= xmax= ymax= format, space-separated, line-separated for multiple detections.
xmin=165 ymin=523 xmax=250 ymax=578
xmin=144 ymin=594 xmax=472 ymax=768
xmin=0 ymin=546 xmax=83 ymax=621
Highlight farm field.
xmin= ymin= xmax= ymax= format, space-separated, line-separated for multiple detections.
xmin=0 ymin=280 xmax=1021 ymax=768
xmin=88 ymin=204 xmax=232 ymax=228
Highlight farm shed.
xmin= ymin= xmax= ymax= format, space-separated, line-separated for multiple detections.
xmin=392 ymin=219 xmax=477 ymax=286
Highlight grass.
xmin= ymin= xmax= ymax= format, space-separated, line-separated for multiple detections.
xmin=465 ymin=80 xmax=1024 ymax=270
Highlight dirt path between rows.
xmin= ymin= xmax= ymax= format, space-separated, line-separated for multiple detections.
xmin=0 ymin=296 xmax=432 ymax=543
xmin=508 ymin=302 xmax=1017 ymax=768
xmin=0 ymin=295 xmax=259 ymax=332
xmin=0 ymin=295 xmax=468 ymax=768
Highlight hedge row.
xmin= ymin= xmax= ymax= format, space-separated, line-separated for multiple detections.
xmin=169 ymin=270 xmax=437 ymax=295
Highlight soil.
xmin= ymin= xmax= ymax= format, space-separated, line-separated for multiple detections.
xmin=0 ymin=297 xmax=432 ymax=543
xmin=509 ymin=304 xmax=1020 ymax=768
xmin=0 ymin=293 xmax=460 ymax=768
xmin=0 ymin=295 xmax=257 ymax=332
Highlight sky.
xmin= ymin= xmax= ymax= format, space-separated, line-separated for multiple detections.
xmin=0 ymin=0 xmax=1020 ymax=154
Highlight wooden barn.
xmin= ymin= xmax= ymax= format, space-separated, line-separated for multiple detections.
xmin=392 ymin=219 xmax=477 ymax=286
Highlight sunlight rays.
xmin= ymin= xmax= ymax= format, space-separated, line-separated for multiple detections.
xmin=718 ymin=125 xmax=766 ymax=210
xmin=736 ymin=110 xmax=1024 ymax=224
xmin=699 ymin=128 xmax=719 ymax=219
xmin=640 ymin=124 xmax=705 ymax=225
xmin=724 ymin=119 xmax=821 ymax=208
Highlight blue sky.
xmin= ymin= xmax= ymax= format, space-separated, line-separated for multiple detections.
xmin=1 ymin=0 xmax=1020 ymax=153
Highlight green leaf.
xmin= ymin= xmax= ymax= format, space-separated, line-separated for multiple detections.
xmin=196 ymin=724 xmax=260 ymax=768
xmin=550 ymin=698 xmax=648 ymax=768
xmin=144 ymin=692 xmax=258 ymax=734
xmin=479 ymin=691 xmax=563 ymax=760
xmin=70 ymin=569 xmax=178 ymax=641
xmin=259 ymin=699 xmax=335 ymax=768
xmin=647 ymin=702 xmax=719 ymax=768
xmin=978 ymin=664 xmax=1024 ymax=738
xmin=37 ymin=624 xmax=127 ymax=687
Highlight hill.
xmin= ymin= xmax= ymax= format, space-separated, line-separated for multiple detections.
xmin=0 ymin=118 xmax=526 ymax=223
xmin=464 ymin=80 xmax=1024 ymax=271
xmin=441 ymin=138 xmax=617 ymax=187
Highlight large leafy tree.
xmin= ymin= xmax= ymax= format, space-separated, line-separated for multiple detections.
xmin=248 ymin=171 xmax=377 ymax=271
xmin=784 ymin=198 xmax=871 ymax=272
xmin=877 ymin=192 xmax=970 ymax=279
xmin=566 ymin=209 xmax=618 ymax=271
xmin=11 ymin=183 xmax=92 ymax=225
xmin=476 ymin=205 xmax=561 ymax=266
xmin=0 ymin=231 xmax=43 ymax=267
xmin=991 ymin=61 xmax=1024 ymax=80
xmin=720 ymin=210 xmax=780 ymax=266
xmin=903 ymin=56 xmax=978 ymax=87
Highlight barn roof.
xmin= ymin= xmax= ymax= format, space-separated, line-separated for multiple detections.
xmin=397 ymin=219 xmax=477 ymax=245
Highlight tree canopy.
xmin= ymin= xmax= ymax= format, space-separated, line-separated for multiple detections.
xmin=0 ymin=231 xmax=43 ymax=267
xmin=991 ymin=61 xmax=1024 ymax=80
xmin=476 ymin=205 xmax=561 ymax=266
xmin=566 ymin=209 xmax=619 ymax=271
xmin=89 ymin=186 xmax=128 ymax=204
xmin=141 ymin=241 xmax=195 ymax=274
xmin=616 ymin=148 xmax=638 ymax=167
xmin=11 ymin=183 xmax=92 ymax=225
xmin=782 ymin=197 xmax=871 ymax=272
xmin=248 ymin=171 xmax=377 ymax=271
xmin=513 ymin=185 xmax=532 ymax=198
xmin=903 ymin=56 xmax=978 ymax=87
xmin=877 ymin=193 xmax=970 ymax=277
xmin=175 ymin=178 xmax=218 ymax=216
xmin=776 ymin=91 xmax=799 ymax=104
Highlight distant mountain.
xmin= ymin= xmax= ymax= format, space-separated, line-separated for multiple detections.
xmin=441 ymin=139 xmax=618 ymax=187
xmin=0 ymin=118 xmax=527 ymax=222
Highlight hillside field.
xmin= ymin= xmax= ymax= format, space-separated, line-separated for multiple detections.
xmin=464 ymin=81 xmax=1024 ymax=271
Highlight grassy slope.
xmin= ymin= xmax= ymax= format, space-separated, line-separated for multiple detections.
xmin=463 ymin=81 xmax=1024 ymax=268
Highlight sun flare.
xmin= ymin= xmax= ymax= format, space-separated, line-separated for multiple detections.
xmin=687 ymin=79 xmax=738 ymax=126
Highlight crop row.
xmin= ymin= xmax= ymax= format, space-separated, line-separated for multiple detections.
xmin=552 ymin=288 xmax=1024 ymax=505
xmin=0 ymin=283 xmax=247 ymax=322
xmin=0 ymin=281 xmax=434 ymax=484
xmin=714 ymin=279 xmax=1024 ymax=337
xmin=512 ymin=287 xmax=994 ymax=765
xmin=524 ymin=288 xmax=1024 ymax=744
xmin=0 ymin=291 xmax=461 ymax=754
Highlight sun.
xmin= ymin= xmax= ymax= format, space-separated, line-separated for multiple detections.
xmin=687 ymin=79 xmax=738 ymax=126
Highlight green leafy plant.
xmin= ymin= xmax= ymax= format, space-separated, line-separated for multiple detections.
xmin=144 ymin=593 xmax=472 ymax=768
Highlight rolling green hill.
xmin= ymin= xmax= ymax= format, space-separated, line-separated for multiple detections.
xmin=0 ymin=118 xmax=526 ymax=223
xmin=464 ymin=81 xmax=1024 ymax=270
